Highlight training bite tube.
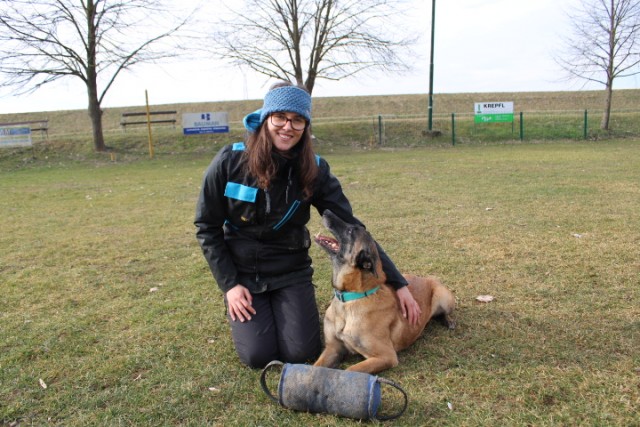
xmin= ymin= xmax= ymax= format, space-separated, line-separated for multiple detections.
xmin=260 ymin=360 xmax=408 ymax=421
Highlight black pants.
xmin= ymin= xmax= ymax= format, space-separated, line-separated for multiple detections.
xmin=226 ymin=282 xmax=322 ymax=369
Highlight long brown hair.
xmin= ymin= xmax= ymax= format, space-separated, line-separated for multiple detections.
xmin=244 ymin=83 xmax=319 ymax=199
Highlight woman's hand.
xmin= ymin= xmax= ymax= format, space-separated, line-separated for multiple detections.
xmin=226 ymin=284 xmax=256 ymax=322
xmin=396 ymin=286 xmax=421 ymax=326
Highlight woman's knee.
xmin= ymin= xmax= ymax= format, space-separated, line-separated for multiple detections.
xmin=237 ymin=346 xmax=279 ymax=369
xmin=228 ymin=293 xmax=280 ymax=368
xmin=279 ymin=340 xmax=321 ymax=364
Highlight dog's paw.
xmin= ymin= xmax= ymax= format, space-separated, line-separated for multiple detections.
xmin=445 ymin=316 xmax=456 ymax=330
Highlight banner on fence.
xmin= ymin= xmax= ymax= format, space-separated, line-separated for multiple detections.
xmin=474 ymin=102 xmax=514 ymax=123
xmin=182 ymin=112 xmax=229 ymax=135
xmin=0 ymin=126 xmax=32 ymax=148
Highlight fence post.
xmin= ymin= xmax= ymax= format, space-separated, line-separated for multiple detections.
xmin=519 ymin=112 xmax=524 ymax=141
xmin=145 ymin=90 xmax=155 ymax=159
xmin=451 ymin=113 xmax=456 ymax=146
xmin=378 ymin=115 xmax=383 ymax=146
xmin=584 ymin=110 xmax=588 ymax=139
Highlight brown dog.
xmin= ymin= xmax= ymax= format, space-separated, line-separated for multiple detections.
xmin=313 ymin=210 xmax=456 ymax=374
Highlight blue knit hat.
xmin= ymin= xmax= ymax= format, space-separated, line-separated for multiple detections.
xmin=243 ymin=85 xmax=312 ymax=132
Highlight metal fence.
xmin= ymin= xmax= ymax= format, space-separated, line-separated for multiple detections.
xmin=23 ymin=108 xmax=638 ymax=150
xmin=361 ymin=109 xmax=640 ymax=146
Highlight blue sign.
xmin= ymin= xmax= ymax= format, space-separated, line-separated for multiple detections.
xmin=182 ymin=112 xmax=229 ymax=135
xmin=0 ymin=126 xmax=32 ymax=147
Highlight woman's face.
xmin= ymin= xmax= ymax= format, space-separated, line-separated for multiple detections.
xmin=266 ymin=112 xmax=307 ymax=153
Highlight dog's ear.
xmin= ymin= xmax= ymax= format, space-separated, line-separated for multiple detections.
xmin=356 ymin=249 xmax=378 ymax=277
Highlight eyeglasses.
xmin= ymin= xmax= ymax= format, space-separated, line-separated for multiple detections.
xmin=269 ymin=113 xmax=307 ymax=131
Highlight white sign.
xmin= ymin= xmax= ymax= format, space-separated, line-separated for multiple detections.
xmin=0 ymin=126 xmax=32 ymax=148
xmin=475 ymin=102 xmax=514 ymax=114
xmin=182 ymin=112 xmax=229 ymax=135
xmin=474 ymin=102 xmax=514 ymax=123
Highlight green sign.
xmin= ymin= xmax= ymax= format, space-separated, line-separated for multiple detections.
xmin=474 ymin=102 xmax=514 ymax=123
xmin=474 ymin=113 xmax=514 ymax=123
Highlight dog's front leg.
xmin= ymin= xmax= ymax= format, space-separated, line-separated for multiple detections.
xmin=314 ymin=341 xmax=347 ymax=369
xmin=345 ymin=339 xmax=399 ymax=374
xmin=345 ymin=352 xmax=399 ymax=374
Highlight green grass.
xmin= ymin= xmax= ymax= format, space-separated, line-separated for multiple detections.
xmin=1 ymin=139 xmax=639 ymax=425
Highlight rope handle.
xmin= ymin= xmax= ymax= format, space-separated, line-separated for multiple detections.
xmin=259 ymin=360 xmax=284 ymax=404
xmin=374 ymin=377 xmax=409 ymax=421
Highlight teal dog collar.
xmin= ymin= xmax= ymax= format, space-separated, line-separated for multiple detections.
xmin=334 ymin=286 xmax=380 ymax=303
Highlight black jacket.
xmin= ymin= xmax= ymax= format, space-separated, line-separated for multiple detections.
xmin=195 ymin=142 xmax=408 ymax=293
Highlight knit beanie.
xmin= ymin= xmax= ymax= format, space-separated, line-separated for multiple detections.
xmin=243 ymin=85 xmax=312 ymax=132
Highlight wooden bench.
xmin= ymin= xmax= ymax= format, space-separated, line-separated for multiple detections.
xmin=120 ymin=110 xmax=177 ymax=131
xmin=0 ymin=119 xmax=49 ymax=138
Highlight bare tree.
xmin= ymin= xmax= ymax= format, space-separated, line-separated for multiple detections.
xmin=556 ymin=0 xmax=640 ymax=130
xmin=0 ymin=0 xmax=194 ymax=151
xmin=212 ymin=0 xmax=416 ymax=94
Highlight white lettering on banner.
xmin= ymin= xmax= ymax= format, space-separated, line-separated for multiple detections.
xmin=182 ymin=112 xmax=230 ymax=135
xmin=0 ymin=126 xmax=32 ymax=148
xmin=474 ymin=102 xmax=514 ymax=123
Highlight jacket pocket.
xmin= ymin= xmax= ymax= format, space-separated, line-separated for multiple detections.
xmin=225 ymin=182 xmax=259 ymax=225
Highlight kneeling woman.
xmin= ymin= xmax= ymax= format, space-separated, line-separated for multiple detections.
xmin=195 ymin=81 xmax=420 ymax=368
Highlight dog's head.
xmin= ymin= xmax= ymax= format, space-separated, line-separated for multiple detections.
xmin=314 ymin=210 xmax=381 ymax=290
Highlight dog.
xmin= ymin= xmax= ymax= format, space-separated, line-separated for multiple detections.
xmin=313 ymin=210 xmax=456 ymax=374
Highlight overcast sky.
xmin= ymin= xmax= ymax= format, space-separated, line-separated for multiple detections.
xmin=1 ymin=0 xmax=638 ymax=114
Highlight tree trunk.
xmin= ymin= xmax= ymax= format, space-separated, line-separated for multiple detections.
xmin=86 ymin=65 xmax=106 ymax=151
xmin=85 ymin=0 xmax=106 ymax=152
xmin=601 ymin=83 xmax=613 ymax=130
xmin=601 ymin=0 xmax=615 ymax=131
xmin=88 ymin=88 xmax=106 ymax=152
xmin=305 ymin=71 xmax=317 ymax=94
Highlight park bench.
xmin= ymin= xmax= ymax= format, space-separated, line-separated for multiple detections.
xmin=120 ymin=110 xmax=177 ymax=131
xmin=0 ymin=119 xmax=49 ymax=138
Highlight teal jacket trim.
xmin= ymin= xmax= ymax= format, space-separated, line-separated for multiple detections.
xmin=224 ymin=182 xmax=258 ymax=203
xmin=273 ymin=200 xmax=301 ymax=230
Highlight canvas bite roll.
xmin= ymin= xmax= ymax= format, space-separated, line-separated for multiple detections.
xmin=260 ymin=360 xmax=408 ymax=421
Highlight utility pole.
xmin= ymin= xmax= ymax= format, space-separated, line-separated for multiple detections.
xmin=428 ymin=0 xmax=436 ymax=131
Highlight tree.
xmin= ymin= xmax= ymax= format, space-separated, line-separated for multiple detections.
xmin=0 ymin=0 xmax=193 ymax=151
xmin=212 ymin=0 xmax=416 ymax=94
xmin=557 ymin=0 xmax=640 ymax=130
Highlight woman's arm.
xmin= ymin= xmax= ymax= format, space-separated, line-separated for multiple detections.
xmin=194 ymin=147 xmax=240 ymax=293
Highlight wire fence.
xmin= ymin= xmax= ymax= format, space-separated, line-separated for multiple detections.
xmin=8 ymin=108 xmax=638 ymax=153
xmin=312 ymin=109 xmax=640 ymax=147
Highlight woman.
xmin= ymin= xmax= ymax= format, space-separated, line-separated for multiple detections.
xmin=195 ymin=81 xmax=420 ymax=369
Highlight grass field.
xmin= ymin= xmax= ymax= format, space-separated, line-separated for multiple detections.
xmin=1 ymin=135 xmax=639 ymax=425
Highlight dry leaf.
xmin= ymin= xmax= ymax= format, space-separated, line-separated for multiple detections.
xmin=476 ymin=295 xmax=494 ymax=303
xmin=39 ymin=378 xmax=47 ymax=389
